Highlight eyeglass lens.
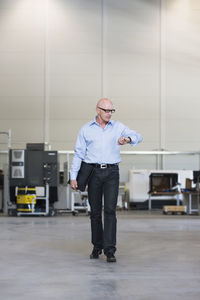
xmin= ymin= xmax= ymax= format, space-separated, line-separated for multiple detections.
xmin=98 ymin=107 xmax=115 ymax=113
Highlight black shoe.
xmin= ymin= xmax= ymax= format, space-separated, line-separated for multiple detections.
xmin=90 ymin=249 xmax=102 ymax=259
xmin=106 ymin=253 xmax=116 ymax=263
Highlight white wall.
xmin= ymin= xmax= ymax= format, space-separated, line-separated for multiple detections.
xmin=0 ymin=0 xmax=200 ymax=156
xmin=0 ymin=0 xmax=45 ymax=149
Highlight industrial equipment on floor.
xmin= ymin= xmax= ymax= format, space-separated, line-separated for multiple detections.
xmin=128 ymin=169 xmax=193 ymax=209
xmin=8 ymin=143 xmax=58 ymax=216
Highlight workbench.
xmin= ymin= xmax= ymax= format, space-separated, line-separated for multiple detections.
xmin=182 ymin=191 xmax=200 ymax=214
xmin=148 ymin=191 xmax=181 ymax=210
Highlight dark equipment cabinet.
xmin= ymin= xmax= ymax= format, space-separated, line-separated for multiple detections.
xmin=149 ymin=173 xmax=178 ymax=193
xmin=26 ymin=150 xmax=58 ymax=188
xmin=9 ymin=147 xmax=58 ymax=208
xmin=148 ymin=173 xmax=179 ymax=209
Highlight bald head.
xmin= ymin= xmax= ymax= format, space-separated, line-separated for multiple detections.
xmin=96 ymin=98 xmax=113 ymax=108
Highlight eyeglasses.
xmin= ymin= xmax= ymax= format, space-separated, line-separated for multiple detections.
xmin=98 ymin=106 xmax=115 ymax=114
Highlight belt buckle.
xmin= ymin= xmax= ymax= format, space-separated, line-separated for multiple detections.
xmin=100 ymin=164 xmax=107 ymax=169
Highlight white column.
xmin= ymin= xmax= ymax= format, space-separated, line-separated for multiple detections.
xmin=101 ymin=0 xmax=107 ymax=98
xmin=160 ymin=0 xmax=167 ymax=167
xmin=44 ymin=0 xmax=50 ymax=145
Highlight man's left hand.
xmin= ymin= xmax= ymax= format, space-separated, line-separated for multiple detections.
xmin=118 ymin=137 xmax=131 ymax=145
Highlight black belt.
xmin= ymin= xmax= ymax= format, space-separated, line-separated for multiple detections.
xmin=90 ymin=163 xmax=118 ymax=169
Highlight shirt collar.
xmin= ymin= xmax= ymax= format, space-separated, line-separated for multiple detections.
xmin=89 ymin=116 xmax=114 ymax=127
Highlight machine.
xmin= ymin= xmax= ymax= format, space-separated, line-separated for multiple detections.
xmin=8 ymin=143 xmax=58 ymax=216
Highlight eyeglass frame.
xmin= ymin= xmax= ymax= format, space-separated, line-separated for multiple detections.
xmin=97 ymin=106 xmax=116 ymax=114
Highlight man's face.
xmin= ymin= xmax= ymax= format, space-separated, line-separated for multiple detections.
xmin=96 ymin=101 xmax=114 ymax=123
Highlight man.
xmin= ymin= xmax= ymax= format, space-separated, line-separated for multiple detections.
xmin=70 ymin=98 xmax=142 ymax=262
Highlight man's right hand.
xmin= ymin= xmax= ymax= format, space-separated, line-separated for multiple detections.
xmin=70 ymin=180 xmax=78 ymax=190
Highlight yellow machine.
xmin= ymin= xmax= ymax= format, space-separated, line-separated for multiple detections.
xmin=17 ymin=187 xmax=36 ymax=213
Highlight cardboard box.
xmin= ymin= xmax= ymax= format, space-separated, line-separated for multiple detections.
xmin=185 ymin=178 xmax=192 ymax=189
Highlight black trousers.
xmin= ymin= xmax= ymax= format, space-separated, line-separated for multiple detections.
xmin=88 ymin=165 xmax=119 ymax=255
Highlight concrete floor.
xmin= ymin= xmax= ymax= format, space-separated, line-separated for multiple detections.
xmin=0 ymin=211 xmax=200 ymax=300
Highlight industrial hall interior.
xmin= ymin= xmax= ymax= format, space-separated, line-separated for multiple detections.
xmin=1 ymin=0 xmax=200 ymax=299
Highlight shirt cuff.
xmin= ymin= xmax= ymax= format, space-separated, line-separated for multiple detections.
xmin=70 ymin=172 xmax=78 ymax=181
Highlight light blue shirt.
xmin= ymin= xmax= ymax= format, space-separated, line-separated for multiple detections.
xmin=70 ymin=117 xmax=143 ymax=180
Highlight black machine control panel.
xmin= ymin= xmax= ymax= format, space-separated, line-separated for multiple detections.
xmin=9 ymin=149 xmax=58 ymax=187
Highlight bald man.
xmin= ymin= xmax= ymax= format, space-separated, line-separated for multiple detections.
xmin=70 ymin=98 xmax=142 ymax=262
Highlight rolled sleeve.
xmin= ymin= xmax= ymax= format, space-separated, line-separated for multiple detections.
xmin=121 ymin=126 xmax=143 ymax=146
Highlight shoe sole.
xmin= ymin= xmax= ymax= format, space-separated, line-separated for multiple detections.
xmin=90 ymin=255 xmax=99 ymax=259
xmin=107 ymin=258 xmax=116 ymax=263
xmin=90 ymin=251 xmax=102 ymax=259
